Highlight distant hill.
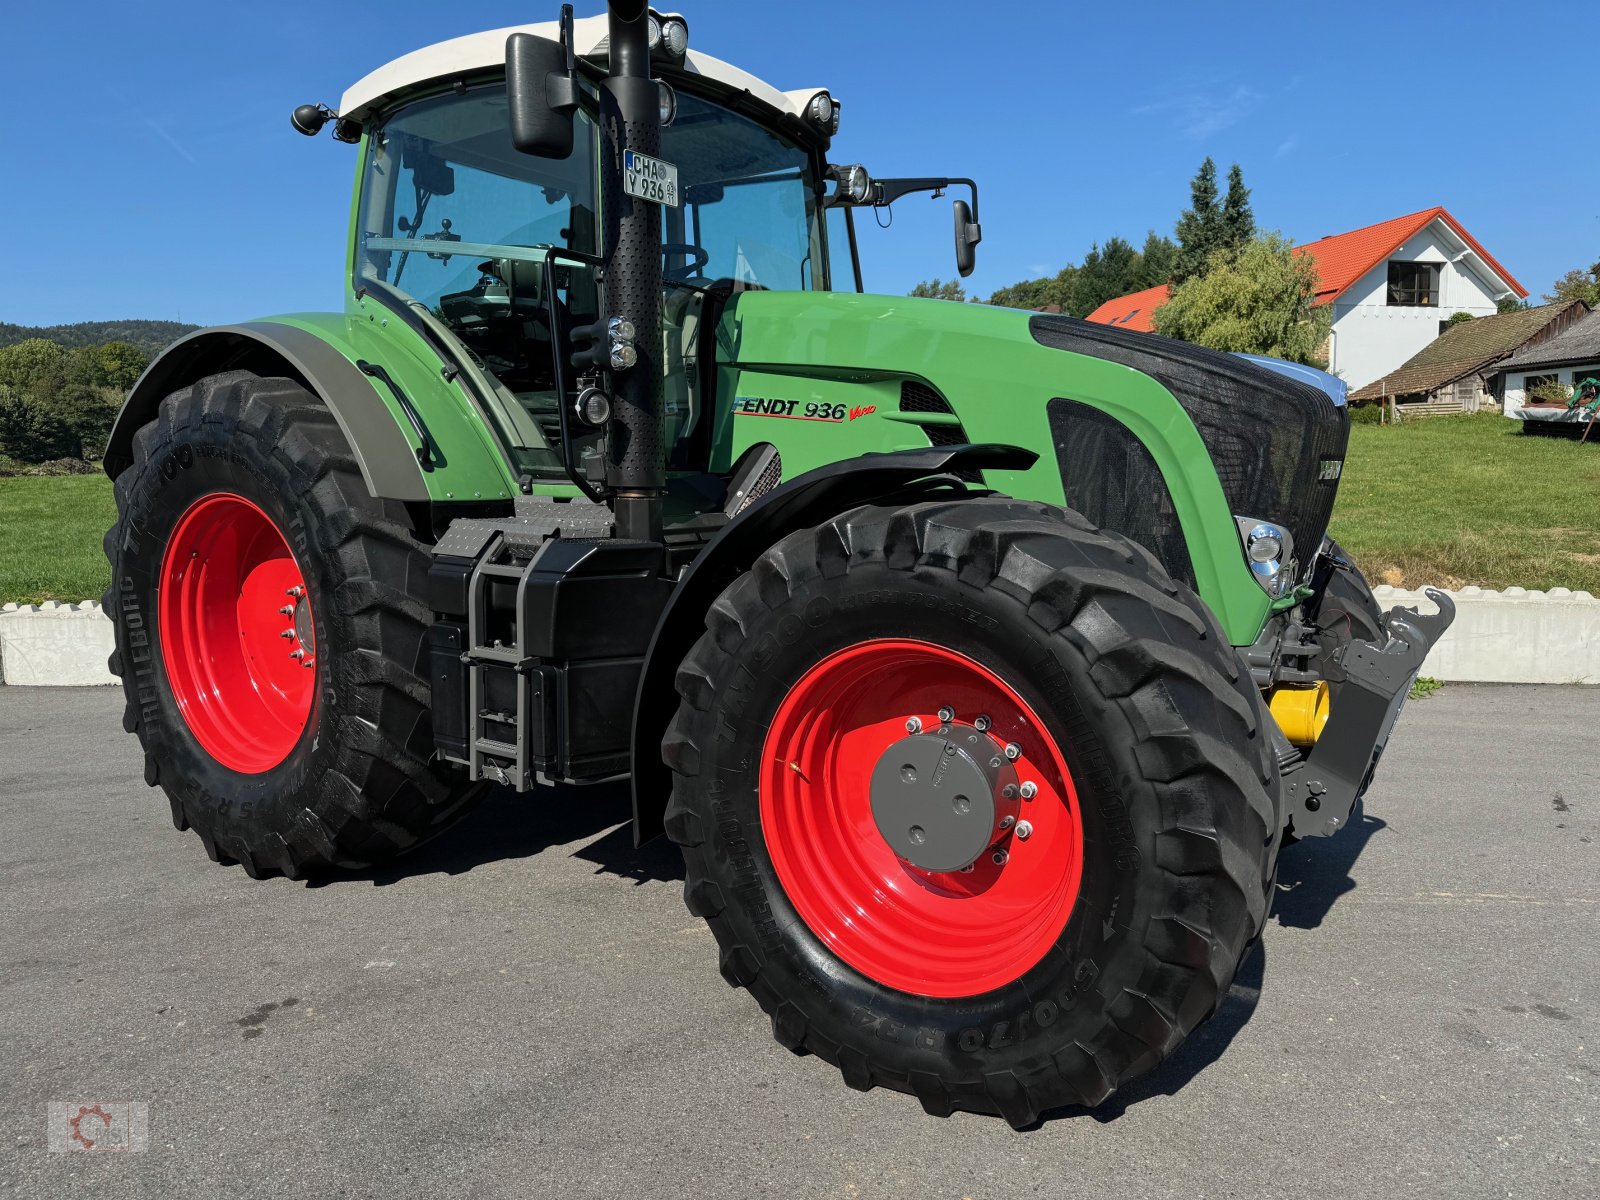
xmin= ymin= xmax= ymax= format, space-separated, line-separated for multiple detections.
xmin=0 ymin=320 xmax=200 ymax=358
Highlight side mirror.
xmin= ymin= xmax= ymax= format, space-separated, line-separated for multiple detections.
xmin=506 ymin=32 xmax=578 ymax=159
xmin=953 ymin=199 xmax=982 ymax=278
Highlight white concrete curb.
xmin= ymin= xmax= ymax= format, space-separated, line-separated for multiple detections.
xmin=0 ymin=602 xmax=116 ymax=687
xmin=1 ymin=585 xmax=1597 ymax=687
xmin=1373 ymin=585 xmax=1600 ymax=685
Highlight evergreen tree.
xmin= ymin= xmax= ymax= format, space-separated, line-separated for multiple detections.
xmin=1137 ymin=231 xmax=1178 ymax=289
xmin=1222 ymin=164 xmax=1255 ymax=248
xmin=1173 ymin=157 xmax=1224 ymax=283
xmin=1070 ymin=238 xmax=1143 ymax=317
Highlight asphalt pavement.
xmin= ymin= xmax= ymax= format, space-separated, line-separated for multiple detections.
xmin=1 ymin=683 xmax=1595 ymax=1198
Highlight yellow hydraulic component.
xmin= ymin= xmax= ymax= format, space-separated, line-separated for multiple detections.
xmin=1268 ymin=681 xmax=1330 ymax=747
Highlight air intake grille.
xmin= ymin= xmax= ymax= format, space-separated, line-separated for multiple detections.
xmin=1048 ymin=399 xmax=1195 ymax=587
xmin=899 ymin=380 xmax=953 ymax=414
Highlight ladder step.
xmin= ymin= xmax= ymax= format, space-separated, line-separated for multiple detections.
xmin=474 ymin=738 xmax=519 ymax=758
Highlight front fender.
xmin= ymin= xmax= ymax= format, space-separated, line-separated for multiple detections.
xmin=630 ymin=442 xmax=1036 ymax=844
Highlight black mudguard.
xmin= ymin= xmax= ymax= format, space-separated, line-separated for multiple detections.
xmin=629 ymin=443 xmax=1037 ymax=844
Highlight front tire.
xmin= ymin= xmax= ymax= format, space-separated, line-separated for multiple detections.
xmin=663 ymin=498 xmax=1279 ymax=1125
xmin=105 ymin=371 xmax=483 ymax=877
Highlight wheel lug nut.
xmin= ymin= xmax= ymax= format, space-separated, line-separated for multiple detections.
xmin=289 ymin=648 xmax=305 ymax=660
xmin=302 ymin=657 xmax=315 ymax=669
xmin=992 ymin=850 xmax=1008 ymax=866
xmin=278 ymin=605 xmax=295 ymax=616
xmin=999 ymin=815 xmax=1015 ymax=830
xmin=973 ymin=714 xmax=991 ymax=732
xmin=959 ymin=864 xmax=974 ymax=874
xmin=280 ymin=629 xmax=296 ymax=639
xmin=1002 ymin=784 xmax=1018 ymax=799
xmin=286 ymin=585 xmax=305 ymax=598
xmin=937 ymin=706 xmax=954 ymax=724
xmin=1019 ymin=781 xmax=1038 ymax=800
xmin=1004 ymin=742 xmax=1021 ymax=761
xmin=1015 ymin=820 xmax=1033 ymax=841
xmin=905 ymin=717 xmax=922 ymax=734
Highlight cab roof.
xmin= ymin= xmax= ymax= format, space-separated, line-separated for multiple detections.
xmin=338 ymin=12 xmax=829 ymax=128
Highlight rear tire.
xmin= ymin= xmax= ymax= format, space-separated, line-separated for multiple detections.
xmin=663 ymin=497 xmax=1279 ymax=1124
xmin=104 ymin=371 xmax=483 ymax=877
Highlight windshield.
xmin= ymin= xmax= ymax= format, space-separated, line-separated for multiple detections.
xmin=355 ymin=81 xmax=831 ymax=480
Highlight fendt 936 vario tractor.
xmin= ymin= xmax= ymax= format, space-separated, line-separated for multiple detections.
xmin=104 ymin=3 xmax=1453 ymax=1125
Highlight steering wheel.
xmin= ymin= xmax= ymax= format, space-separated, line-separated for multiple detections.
xmin=662 ymin=242 xmax=710 ymax=282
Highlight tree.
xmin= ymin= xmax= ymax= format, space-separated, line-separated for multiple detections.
xmin=909 ymin=278 xmax=967 ymax=302
xmin=70 ymin=341 xmax=148 ymax=392
xmin=1173 ymin=158 xmax=1225 ymax=283
xmin=1222 ymin=164 xmax=1255 ymax=248
xmin=1444 ymin=311 xmax=1476 ymax=328
xmin=1137 ymin=231 xmax=1178 ymax=289
xmin=987 ymin=265 xmax=1078 ymax=310
xmin=1543 ymin=261 xmax=1600 ymax=308
xmin=1070 ymin=237 xmax=1143 ymax=317
xmin=0 ymin=338 xmax=68 ymax=397
xmin=1153 ymin=233 xmax=1330 ymax=365
xmin=1497 ymin=296 xmax=1531 ymax=314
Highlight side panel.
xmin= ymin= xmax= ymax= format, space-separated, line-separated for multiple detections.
xmin=708 ymin=292 xmax=1272 ymax=645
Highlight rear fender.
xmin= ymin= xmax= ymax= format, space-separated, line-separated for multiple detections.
xmin=630 ymin=442 xmax=1037 ymax=844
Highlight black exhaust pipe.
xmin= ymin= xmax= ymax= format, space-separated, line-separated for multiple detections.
xmin=600 ymin=0 xmax=665 ymax=543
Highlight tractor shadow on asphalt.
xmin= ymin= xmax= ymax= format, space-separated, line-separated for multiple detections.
xmin=1035 ymin=802 xmax=1386 ymax=1126
xmin=306 ymin=782 xmax=684 ymax=888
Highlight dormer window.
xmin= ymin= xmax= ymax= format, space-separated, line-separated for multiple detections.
xmin=1388 ymin=261 xmax=1439 ymax=307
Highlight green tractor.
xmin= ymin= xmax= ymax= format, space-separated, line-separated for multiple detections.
xmin=103 ymin=3 xmax=1453 ymax=1125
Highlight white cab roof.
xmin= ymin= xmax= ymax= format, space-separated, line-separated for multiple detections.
xmin=338 ymin=13 xmax=828 ymax=126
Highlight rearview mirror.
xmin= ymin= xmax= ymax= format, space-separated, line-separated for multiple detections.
xmin=506 ymin=32 xmax=578 ymax=159
xmin=953 ymin=199 xmax=981 ymax=278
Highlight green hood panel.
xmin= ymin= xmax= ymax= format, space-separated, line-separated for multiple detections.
xmin=713 ymin=291 xmax=1270 ymax=643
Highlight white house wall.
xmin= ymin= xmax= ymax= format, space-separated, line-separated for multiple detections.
xmin=1503 ymin=363 xmax=1600 ymax=418
xmin=1327 ymin=223 xmax=1505 ymax=391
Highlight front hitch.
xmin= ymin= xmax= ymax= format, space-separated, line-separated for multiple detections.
xmin=1282 ymin=588 xmax=1456 ymax=837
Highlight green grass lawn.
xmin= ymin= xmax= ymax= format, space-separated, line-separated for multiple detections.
xmin=1 ymin=411 xmax=1597 ymax=605
xmin=1329 ymin=412 xmax=1600 ymax=594
xmin=0 ymin=474 xmax=116 ymax=605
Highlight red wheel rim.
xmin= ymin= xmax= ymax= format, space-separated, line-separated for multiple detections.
xmin=158 ymin=493 xmax=316 ymax=774
xmin=760 ymin=639 xmax=1083 ymax=998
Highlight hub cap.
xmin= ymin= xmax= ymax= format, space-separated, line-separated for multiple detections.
xmin=760 ymin=639 xmax=1083 ymax=998
xmin=158 ymin=493 xmax=316 ymax=774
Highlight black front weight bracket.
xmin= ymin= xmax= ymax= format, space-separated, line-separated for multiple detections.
xmin=1283 ymin=589 xmax=1456 ymax=837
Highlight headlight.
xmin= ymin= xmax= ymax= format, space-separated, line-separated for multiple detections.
xmin=648 ymin=11 xmax=688 ymax=58
xmin=657 ymin=80 xmax=677 ymax=127
xmin=1236 ymin=517 xmax=1296 ymax=599
xmin=806 ymin=91 xmax=841 ymax=135
xmin=830 ymin=163 xmax=872 ymax=205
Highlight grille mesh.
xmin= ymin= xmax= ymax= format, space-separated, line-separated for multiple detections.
xmin=1029 ymin=314 xmax=1347 ymax=563
xmin=899 ymin=380 xmax=953 ymax=414
xmin=1048 ymin=400 xmax=1195 ymax=587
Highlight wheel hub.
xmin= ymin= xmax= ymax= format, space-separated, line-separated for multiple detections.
xmin=869 ymin=723 xmax=1017 ymax=871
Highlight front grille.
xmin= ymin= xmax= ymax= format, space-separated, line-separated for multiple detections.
xmin=1048 ymin=400 xmax=1195 ymax=587
xmin=1029 ymin=314 xmax=1348 ymax=567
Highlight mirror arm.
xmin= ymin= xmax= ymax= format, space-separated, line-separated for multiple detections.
xmin=869 ymin=177 xmax=980 ymax=222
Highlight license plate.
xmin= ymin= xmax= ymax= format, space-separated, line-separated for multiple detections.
xmin=623 ymin=149 xmax=679 ymax=207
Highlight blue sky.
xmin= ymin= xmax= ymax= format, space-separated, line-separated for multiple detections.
xmin=1 ymin=1 xmax=1592 ymax=327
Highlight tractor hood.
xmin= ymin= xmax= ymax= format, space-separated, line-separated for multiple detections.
xmin=717 ymin=291 xmax=1349 ymax=640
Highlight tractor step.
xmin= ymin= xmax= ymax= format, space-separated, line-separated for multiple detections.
xmin=428 ymin=498 xmax=672 ymax=789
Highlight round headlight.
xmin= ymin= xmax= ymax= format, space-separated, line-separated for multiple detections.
xmin=835 ymin=163 xmax=871 ymax=204
xmin=576 ymin=387 xmax=612 ymax=426
xmin=657 ymin=80 xmax=677 ymax=127
xmin=807 ymin=92 xmax=833 ymax=127
xmin=646 ymin=14 xmax=662 ymax=50
xmin=1247 ymin=524 xmax=1284 ymax=563
xmin=608 ymin=316 xmax=637 ymax=344
xmin=610 ymin=341 xmax=639 ymax=372
xmin=661 ymin=17 xmax=688 ymax=57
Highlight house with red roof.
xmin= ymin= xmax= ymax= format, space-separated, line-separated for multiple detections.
xmin=1085 ymin=207 xmax=1527 ymax=391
